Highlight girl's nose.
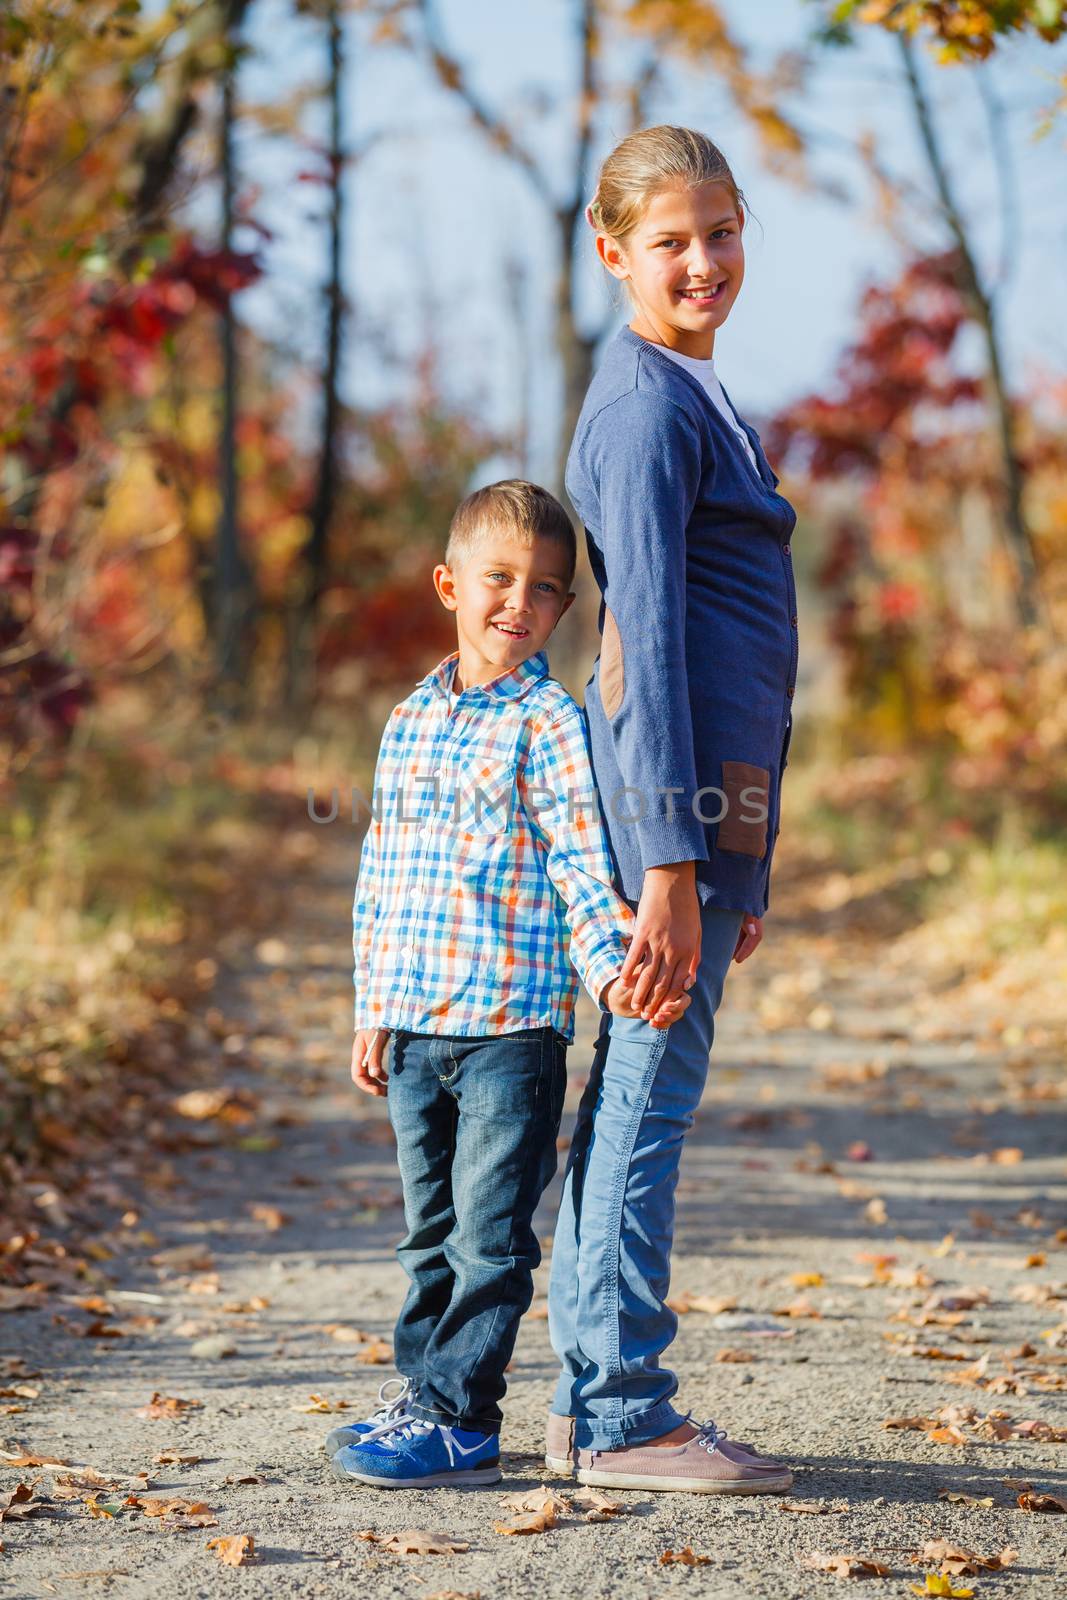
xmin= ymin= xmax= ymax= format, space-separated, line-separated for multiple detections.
xmin=685 ymin=241 xmax=717 ymax=278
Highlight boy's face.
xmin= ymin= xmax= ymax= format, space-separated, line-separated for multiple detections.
xmin=433 ymin=532 xmax=576 ymax=684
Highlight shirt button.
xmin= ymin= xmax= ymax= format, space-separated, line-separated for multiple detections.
xmin=791 ymin=614 xmax=798 ymax=627
xmin=783 ymin=544 xmax=791 ymax=555
xmin=787 ymin=686 xmax=795 ymax=697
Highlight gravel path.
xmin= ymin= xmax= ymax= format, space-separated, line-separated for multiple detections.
xmin=3 ymin=823 xmax=1066 ymax=1598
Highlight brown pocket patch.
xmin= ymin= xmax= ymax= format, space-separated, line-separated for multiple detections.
xmin=599 ymin=607 xmax=625 ymax=720
xmin=717 ymin=761 xmax=770 ymax=859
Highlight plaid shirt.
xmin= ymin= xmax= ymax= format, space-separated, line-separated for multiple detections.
xmin=352 ymin=649 xmax=635 ymax=1040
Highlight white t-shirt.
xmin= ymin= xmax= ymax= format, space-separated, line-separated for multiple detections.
xmin=658 ymin=346 xmax=761 ymax=479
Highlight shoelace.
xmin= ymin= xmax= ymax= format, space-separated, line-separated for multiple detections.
xmin=360 ymin=1412 xmax=433 ymax=1448
xmin=367 ymin=1376 xmax=411 ymax=1427
xmin=690 ymin=1417 xmax=728 ymax=1455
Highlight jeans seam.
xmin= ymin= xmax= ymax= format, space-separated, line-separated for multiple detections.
xmin=602 ymin=1023 xmax=670 ymax=1432
xmin=449 ymin=1027 xmax=549 ymax=1427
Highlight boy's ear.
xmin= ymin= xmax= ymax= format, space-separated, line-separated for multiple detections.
xmin=433 ymin=563 xmax=459 ymax=612
xmin=557 ymin=590 xmax=577 ymax=619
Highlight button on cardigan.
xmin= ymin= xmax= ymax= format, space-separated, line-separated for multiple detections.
xmin=565 ymin=325 xmax=799 ymax=918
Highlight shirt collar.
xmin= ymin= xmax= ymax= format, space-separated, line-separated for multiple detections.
xmin=420 ymin=649 xmax=549 ymax=703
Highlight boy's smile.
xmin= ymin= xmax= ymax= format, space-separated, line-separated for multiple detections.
xmin=433 ymin=535 xmax=576 ymax=691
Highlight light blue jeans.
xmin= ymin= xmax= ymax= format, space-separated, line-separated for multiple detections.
xmin=548 ymin=901 xmax=744 ymax=1449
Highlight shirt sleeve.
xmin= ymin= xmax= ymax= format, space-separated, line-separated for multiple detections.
xmin=519 ymin=705 xmax=635 ymax=1009
xmin=579 ymin=389 xmax=710 ymax=873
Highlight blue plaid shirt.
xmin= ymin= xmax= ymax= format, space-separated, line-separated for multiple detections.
xmin=352 ymin=649 xmax=635 ymax=1040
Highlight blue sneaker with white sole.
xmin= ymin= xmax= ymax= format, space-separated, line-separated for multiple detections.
xmin=330 ymin=1413 xmax=501 ymax=1488
xmin=324 ymin=1377 xmax=411 ymax=1457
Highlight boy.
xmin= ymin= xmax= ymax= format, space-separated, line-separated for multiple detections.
xmin=328 ymin=480 xmax=690 ymax=1489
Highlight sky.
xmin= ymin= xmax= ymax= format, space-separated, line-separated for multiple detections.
xmin=233 ymin=0 xmax=1067 ymax=484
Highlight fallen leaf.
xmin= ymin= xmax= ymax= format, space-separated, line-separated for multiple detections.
xmin=779 ymin=1499 xmax=846 ymax=1514
xmin=914 ymin=1539 xmax=1018 ymax=1575
xmin=354 ymin=1339 xmax=394 ymax=1366
xmin=800 ymin=1553 xmax=893 ymax=1577
xmin=570 ymin=1486 xmax=624 ymax=1520
xmin=493 ymin=1509 xmax=556 ymax=1536
xmin=150 ymin=1244 xmax=216 ymax=1273
xmin=207 ymin=1533 xmax=255 ymax=1566
xmin=0 ymin=1443 xmax=68 ymax=1467
xmin=222 ymin=1297 xmax=270 ymax=1314
xmin=84 ymin=1495 xmax=118 ymax=1519
xmin=660 ymin=1547 xmax=710 ymax=1566
xmin=153 ymin=1450 xmax=201 ymax=1466
xmin=909 ymin=1578 xmax=973 ymax=1598
xmin=790 ymin=1271 xmax=824 ymax=1288
xmin=136 ymin=1393 xmax=202 ymax=1420
xmin=224 ymin=1473 xmax=265 ymax=1486
xmin=299 ymin=1394 xmax=350 ymax=1414
xmin=0 ymin=1483 xmax=47 ymax=1521
xmin=249 ymin=1203 xmax=288 ymax=1231
xmin=498 ymin=1486 xmax=570 ymax=1517
xmin=357 ymin=1528 xmax=470 ymax=1555
xmin=1018 ymin=1488 xmax=1067 ymax=1512
xmin=936 ymin=1490 xmax=995 ymax=1507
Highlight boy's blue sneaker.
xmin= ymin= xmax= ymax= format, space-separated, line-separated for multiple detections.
xmin=330 ymin=1414 xmax=501 ymax=1488
xmin=324 ymin=1377 xmax=411 ymax=1456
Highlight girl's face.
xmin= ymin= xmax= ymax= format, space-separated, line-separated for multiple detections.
xmin=598 ymin=178 xmax=745 ymax=359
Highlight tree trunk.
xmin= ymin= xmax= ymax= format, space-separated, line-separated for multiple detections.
xmin=898 ymin=34 xmax=1043 ymax=630
xmin=289 ymin=0 xmax=346 ymax=707
xmin=214 ymin=35 xmax=254 ymax=696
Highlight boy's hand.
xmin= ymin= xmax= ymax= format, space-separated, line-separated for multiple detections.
xmin=601 ymin=972 xmax=691 ymax=1030
xmin=351 ymin=1028 xmax=390 ymax=1096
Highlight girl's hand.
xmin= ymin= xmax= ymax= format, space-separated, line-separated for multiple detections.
xmin=351 ymin=1028 xmax=390 ymax=1096
xmin=602 ymin=972 xmax=692 ymax=1029
xmin=620 ymin=861 xmax=701 ymax=1019
xmin=733 ymin=915 xmax=763 ymax=964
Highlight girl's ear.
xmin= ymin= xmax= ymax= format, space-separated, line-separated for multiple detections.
xmin=433 ymin=563 xmax=459 ymax=612
xmin=595 ymin=232 xmax=630 ymax=282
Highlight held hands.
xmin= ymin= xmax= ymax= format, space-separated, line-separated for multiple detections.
xmin=601 ymin=970 xmax=691 ymax=1029
xmin=351 ymin=1027 xmax=390 ymax=1096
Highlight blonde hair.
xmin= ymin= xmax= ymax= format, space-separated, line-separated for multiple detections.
xmin=588 ymin=124 xmax=747 ymax=244
xmin=445 ymin=479 xmax=576 ymax=583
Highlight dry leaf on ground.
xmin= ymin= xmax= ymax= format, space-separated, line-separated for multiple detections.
xmin=498 ymin=1486 xmax=569 ymax=1517
xmin=800 ymin=1552 xmax=893 ymax=1577
xmin=135 ymin=1393 xmax=202 ymax=1420
xmin=1 ymin=1483 xmax=46 ymax=1521
xmin=154 ymin=1450 xmax=200 ymax=1465
xmin=354 ymin=1340 xmax=394 ymax=1366
xmin=909 ymin=1579 xmax=974 ymax=1598
xmin=936 ymin=1490 xmax=995 ymax=1507
xmin=0 ymin=1443 xmax=68 ymax=1467
xmin=1018 ymin=1488 xmax=1067 ymax=1512
xmin=570 ymin=1487 xmax=624 ymax=1519
xmin=299 ymin=1394 xmax=350 ymax=1413
xmin=207 ymin=1533 xmax=255 ymax=1566
xmin=357 ymin=1528 xmax=470 ymax=1555
xmin=660 ymin=1547 xmax=710 ymax=1566
xmin=249 ymin=1203 xmax=288 ymax=1231
xmin=779 ymin=1499 xmax=846 ymax=1514
xmin=493 ymin=1508 xmax=557 ymax=1536
xmin=913 ymin=1540 xmax=1017 ymax=1575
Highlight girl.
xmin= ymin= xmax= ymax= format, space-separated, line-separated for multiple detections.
xmin=545 ymin=125 xmax=798 ymax=1494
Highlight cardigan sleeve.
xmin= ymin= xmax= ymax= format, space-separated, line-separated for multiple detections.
xmin=578 ymin=389 xmax=710 ymax=874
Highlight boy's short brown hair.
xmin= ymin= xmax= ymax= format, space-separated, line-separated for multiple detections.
xmin=446 ymin=479 xmax=576 ymax=585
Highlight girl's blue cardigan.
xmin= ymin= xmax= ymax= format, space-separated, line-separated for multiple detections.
xmin=566 ymin=325 xmax=798 ymax=918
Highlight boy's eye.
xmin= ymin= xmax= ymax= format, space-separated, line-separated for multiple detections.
xmin=486 ymin=572 xmax=511 ymax=582
xmin=656 ymin=238 xmax=679 ymax=249
xmin=535 ymin=582 xmax=558 ymax=594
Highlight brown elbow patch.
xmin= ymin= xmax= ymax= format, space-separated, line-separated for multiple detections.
xmin=717 ymin=761 xmax=770 ymax=859
xmin=599 ymin=607 xmax=625 ymax=720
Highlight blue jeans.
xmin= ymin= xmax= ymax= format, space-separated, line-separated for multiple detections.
xmin=548 ymin=902 xmax=744 ymax=1449
xmin=387 ymin=1025 xmax=568 ymax=1434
